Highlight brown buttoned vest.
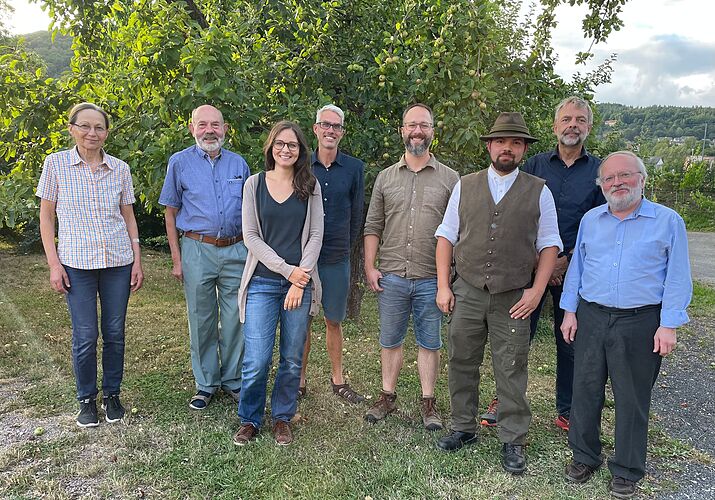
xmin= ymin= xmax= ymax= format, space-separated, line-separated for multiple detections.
xmin=454 ymin=169 xmax=544 ymax=294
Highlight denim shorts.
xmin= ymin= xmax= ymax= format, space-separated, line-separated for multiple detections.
xmin=318 ymin=258 xmax=350 ymax=323
xmin=377 ymin=273 xmax=443 ymax=350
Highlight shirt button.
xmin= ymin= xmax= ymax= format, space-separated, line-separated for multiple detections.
xmin=617 ymin=241 xmax=621 ymax=245
xmin=324 ymin=198 xmax=328 ymax=201
xmin=325 ymin=182 xmax=328 ymax=185
xmin=613 ymin=263 xmax=617 ymax=267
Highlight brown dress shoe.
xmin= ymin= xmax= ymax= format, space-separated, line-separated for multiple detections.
xmin=364 ymin=390 xmax=398 ymax=423
xmin=273 ymin=420 xmax=293 ymax=446
xmin=233 ymin=424 xmax=258 ymax=446
xmin=420 ymin=396 xmax=443 ymax=431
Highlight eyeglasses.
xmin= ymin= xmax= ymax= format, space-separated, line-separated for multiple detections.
xmin=316 ymin=122 xmax=344 ymax=132
xmin=71 ymin=123 xmax=107 ymax=134
xmin=402 ymin=122 xmax=433 ymax=131
xmin=273 ymin=140 xmax=300 ymax=152
xmin=598 ymin=171 xmax=642 ymax=186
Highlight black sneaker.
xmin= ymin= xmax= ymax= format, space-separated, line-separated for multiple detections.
xmin=77 ymin=398 xmax=99 ymax=428
xmin=102 ymin=395 xmax=125 ymax=423
xmin=502 ymin=443 xmax=527 ymax=474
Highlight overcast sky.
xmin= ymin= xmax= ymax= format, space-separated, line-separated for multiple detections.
xmin=7 ymin=0 xmax=715 ymax=107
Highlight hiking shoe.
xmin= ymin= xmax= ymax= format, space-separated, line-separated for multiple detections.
xmin=364 ymin=390 xmax=398 ymax=423
xmin=502 ymin=443 xmax=527 ymax=475
xmin=420 ymin=396 xmax=443 ymax=431
xmin=233 ymin=424 xmax=259 ymax=446
xmin=273 ymin=420 xmax=293 ymax=446
xmin=564 ymin=460 xmax=601 ymax=484
xmin=102 ymin=395 xmax=125 ymax=423
xmin=77 ymin=398 xmax=99 ymax=428
xmin=480 ymin=397 xmax=498 ymax=427
xmin=555 ymin=414 xmax=570 ymax=431
xmin=609 ymin=476 xmax=637 ymax=498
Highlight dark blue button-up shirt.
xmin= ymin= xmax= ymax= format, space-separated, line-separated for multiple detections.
xmin=159 ymin=145 xmax=251 ymax=238
xmin=522 ymin=147 xmax=605 ymax=253
xmin=311 ymin=150 xmax=364 ymax=264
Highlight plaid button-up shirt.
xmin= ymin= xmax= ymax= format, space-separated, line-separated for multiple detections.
xmin=36 ymin=147 xmax=136 ymax=270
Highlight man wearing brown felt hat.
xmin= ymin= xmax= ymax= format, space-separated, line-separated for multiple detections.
xmin=434 ymin=112 xmax=562 ymax=475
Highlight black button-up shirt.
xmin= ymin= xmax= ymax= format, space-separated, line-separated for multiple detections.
xmin=522 ymin=147 xmax=605 ymax=253
xmin=311 ymin=150 xmax=365 ymax=264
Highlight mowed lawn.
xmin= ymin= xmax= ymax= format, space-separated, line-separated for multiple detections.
xmin=0 ymin=244 xmax=706 ymax=499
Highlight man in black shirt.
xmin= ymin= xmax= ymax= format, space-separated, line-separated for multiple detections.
xmin=299 ymin=104 xmax=365 ymax=403
xmin=480 ymin=97 xmax=605 ymax=432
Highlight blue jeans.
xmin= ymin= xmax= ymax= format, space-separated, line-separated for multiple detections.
xmin=64 ymin=264 xmax=132 ymax=400
xmin=377 ymin=273 xmax=443 ymax=350
xmin=238 ymin=276 xmax=312 ymax=428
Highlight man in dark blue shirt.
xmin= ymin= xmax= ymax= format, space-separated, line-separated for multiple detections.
xmin=299 ymin=104 xmax=365 ymax=403
xmin=480 ymin=97 xmax=605 ymax=431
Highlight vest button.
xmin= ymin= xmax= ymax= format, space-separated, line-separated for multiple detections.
xmin=490 ymin=237 xmax=495 ymax=241
xmin=486 ymin=275 xmax=490 ymax=279
xmin=494 ymin=211 xmax=499 ymax=216
xmin=488 ymin=250 xmax=493 ymax=254
xmin=486 ymin=263 xmax=491 ymax=267
xmin=490 ymin=223 xmax=497 ymax=229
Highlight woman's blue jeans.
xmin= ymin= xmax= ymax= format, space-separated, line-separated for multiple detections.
xmin=238 ymin=275 xmax=311 ymax=428
xmin=64 ymin=264 xmax=132 ymax=400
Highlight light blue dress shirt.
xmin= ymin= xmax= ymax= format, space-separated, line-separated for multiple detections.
xmin=560 ymin=198 xmax=692 ymax=328
xmin=159 ymin=145 xmax=251 ymax=238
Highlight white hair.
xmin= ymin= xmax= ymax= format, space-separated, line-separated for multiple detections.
xmin=315 ymin=104 xmax=345 ymax=124
xmin=597 ymin=151 xmax=648 ymax=183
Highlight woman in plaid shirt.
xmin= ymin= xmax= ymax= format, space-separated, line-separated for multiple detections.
xmin=37 ymin=103 xmax=144 ymax=428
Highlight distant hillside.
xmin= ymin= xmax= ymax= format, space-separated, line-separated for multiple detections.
xmin=597 ymin=103 xmax=715 ymax=142
xmin=16 ymin=30 xmax=73 ymax=78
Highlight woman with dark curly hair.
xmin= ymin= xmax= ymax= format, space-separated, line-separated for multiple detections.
xmin=233 ymin=121 xmax=323 ymax=446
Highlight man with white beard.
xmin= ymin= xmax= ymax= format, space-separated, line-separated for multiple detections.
xmin=479 ymin=97 xmax=605 ymax=432
xmin=560 ymin=151 xmax=692 ymax=498
xmin=160 ymin=105 xmax=251 ymax=410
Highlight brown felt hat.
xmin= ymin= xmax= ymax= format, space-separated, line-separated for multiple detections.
xmin=480 ymin=112 xmax=538 ymax=143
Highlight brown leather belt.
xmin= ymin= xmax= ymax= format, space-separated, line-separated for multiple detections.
xmin=184 ymin=231 xmax=243 ymax=247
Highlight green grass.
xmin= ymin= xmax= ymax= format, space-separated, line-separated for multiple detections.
xmin=0 ymin=247 xmax=711 ymax=499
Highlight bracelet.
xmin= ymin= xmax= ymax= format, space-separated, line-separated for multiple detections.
xmin=131 ymin=238 xmax=140 ymax=243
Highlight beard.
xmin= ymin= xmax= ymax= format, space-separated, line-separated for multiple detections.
xmin=558 ymin=128 xmax=587 ymax=147
xmin=195 ymin=133 xmax=224 ymax=154
xmin=492 ymin=153 xmax=519 ymax=173
xmin=605 ymin=184 xmax=643 ymax=213
xmin=404 ymin=132 xmax=432 ymax=156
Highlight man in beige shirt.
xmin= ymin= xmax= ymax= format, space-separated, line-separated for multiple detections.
xmin=363 ymin=103 xmax=459 ymax=430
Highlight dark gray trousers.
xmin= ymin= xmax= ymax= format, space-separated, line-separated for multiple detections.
xmin=569 ymin=299 xmax=662 ymax=482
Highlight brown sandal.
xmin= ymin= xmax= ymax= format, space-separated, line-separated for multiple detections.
xmin=331 ymin=379 xmax=365 ymax=404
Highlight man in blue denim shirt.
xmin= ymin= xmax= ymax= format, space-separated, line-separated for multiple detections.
xmin=159 ymin=105 xmax=250 ymax=410
xmin=299 ymin=104 xmax=365 ymax=403
xmin=481 ymin=97 xmax=605 ymax=432
xmin=560 ymin=151 xmax=692 ymax=498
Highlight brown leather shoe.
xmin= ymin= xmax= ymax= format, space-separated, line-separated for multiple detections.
xmin=420 ymin=396 xmax=443 ymax=431
xmin=273 ymin=420 xmax=293 ymax=446
xmin=233 ymin=424 xmax=258 ymax=446
xmin=364 ymin=390 xmax=398 ymax=423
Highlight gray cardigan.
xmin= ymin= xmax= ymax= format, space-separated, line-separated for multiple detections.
xmin=239 ymin=173 xmax=324 ymax=322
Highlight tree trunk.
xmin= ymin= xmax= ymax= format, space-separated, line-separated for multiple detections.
xmin=346 ymin=238 xmax=365 ymax=320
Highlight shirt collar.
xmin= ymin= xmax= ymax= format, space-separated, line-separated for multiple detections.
xmin=550 ymin=145 xmax=589 ymax=162
xmin=193 ymin=144 xmax=222 ymax=162
xmin=312 ymin=149 xmax=344 ymax=168
xmin=488 ymin=165 xmax=519 ymax=182
xmin=398 ymin=153 xmax=438 ymax=170
xmin=597 ymin=196 xmax=656 ymax=219
xmin=70 ymin=146 xmax=112 ymax=169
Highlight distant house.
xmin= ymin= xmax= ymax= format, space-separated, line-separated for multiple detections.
xmin=685 ymin=155 xmax=715 ymax=170
xmin=604 ymin=119 xmax=618 ymax=127
xmin=646 ymin=157 xmax=665 ymax=170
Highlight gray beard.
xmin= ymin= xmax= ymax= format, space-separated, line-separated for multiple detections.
xmin=606 ymin=187 xmax=642 ymax=212
xmin=196 ymin=136 xmax=224 ymax=154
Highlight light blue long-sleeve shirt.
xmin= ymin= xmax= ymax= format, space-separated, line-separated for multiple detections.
xmin=560 ymin=198 xmax=692 ymax=328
